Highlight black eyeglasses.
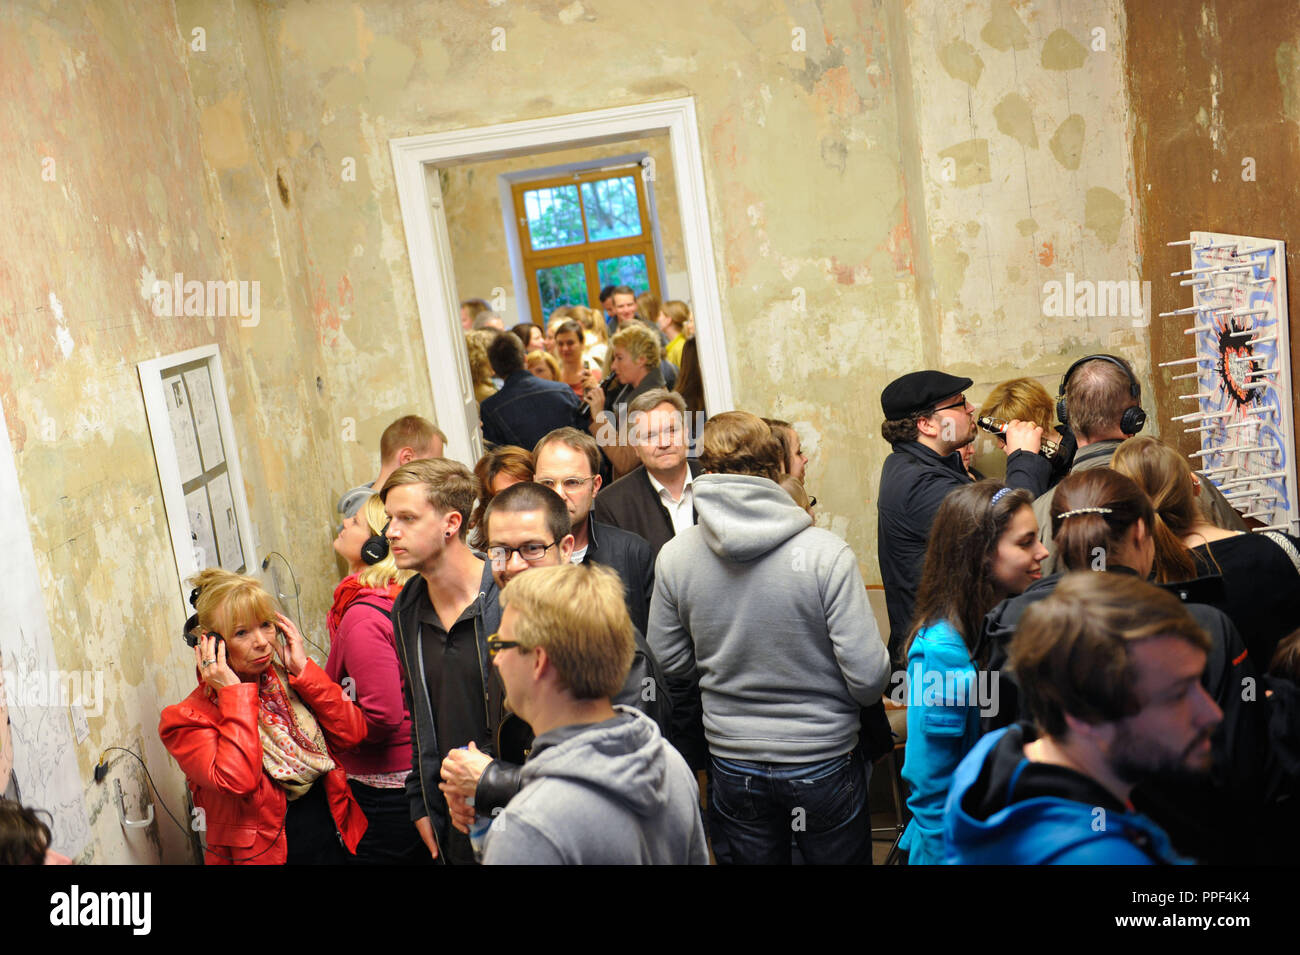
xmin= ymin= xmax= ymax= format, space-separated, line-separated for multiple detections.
xmin=486 ymin=540 xmax=560 ymax=567
xmin=486 ymin=633 xmax=523 ymax=658
xmin=927 ymin=396 xmax=970 ymax=415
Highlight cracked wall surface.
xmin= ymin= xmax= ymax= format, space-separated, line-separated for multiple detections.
xmin=0 ymin=0 xmax=1191 ymax=863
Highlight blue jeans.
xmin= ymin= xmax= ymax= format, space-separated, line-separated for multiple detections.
xmin=708 ymin=751 xmax=872 ymax=865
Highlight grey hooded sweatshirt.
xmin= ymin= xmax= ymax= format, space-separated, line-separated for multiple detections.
xmin=481 ymin=707 xmax=707 ymax=865
xmin=649 ymin=473 xmax=890 ymax=763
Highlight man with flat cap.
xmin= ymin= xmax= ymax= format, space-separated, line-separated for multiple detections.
xmin=876 ymin=371 xmax=1049 ymax=663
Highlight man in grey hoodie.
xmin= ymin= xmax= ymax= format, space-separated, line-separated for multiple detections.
xmin=482 ymin=562 xmax=707 ymax=864
xmin=649 ymin=411 xmax=891 ymax=864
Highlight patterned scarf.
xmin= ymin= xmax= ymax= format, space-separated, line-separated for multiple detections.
xmin=256 ymin=663 xmax=335 ymax=800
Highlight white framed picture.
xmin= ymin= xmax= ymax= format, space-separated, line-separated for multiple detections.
xmin=138 ymin=345 xmax=257 ymax=608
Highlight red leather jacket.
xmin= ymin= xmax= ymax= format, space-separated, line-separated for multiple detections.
xmin=159 ymin=659 xmax=369 ymax=865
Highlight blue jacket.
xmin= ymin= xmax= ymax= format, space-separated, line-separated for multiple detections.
xmin=944 ymin=725 xmax=1191 ymax=865
xmin=877 ymin=441 xmax=1050 ymax=661
xmin=479 ymin=370 xmax=586 ymax=450
xmin=899 ymin=621 xmax=982 ymax=865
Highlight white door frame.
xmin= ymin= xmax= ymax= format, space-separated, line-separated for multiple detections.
xmin=389 ymin=96 xmax=733 ymax=465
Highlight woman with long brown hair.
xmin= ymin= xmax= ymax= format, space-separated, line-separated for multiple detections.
xmin=900 ymin=480 xmax=1048 ymax=864
xmin=1112 ymin=436 xmax=1300 ymax=664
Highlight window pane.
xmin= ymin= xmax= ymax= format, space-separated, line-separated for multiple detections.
xmin=580 ymin=176 xmax=642 ymax=242
xmin=524 ymin=185 xmax=585 ymax=250
xmin=597 ymin=254 xmax=648 ymax=292
xmin=535 ymin=263 xmax=589 ymax=322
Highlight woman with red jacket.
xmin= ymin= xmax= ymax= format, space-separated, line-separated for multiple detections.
xmin=159 ymin=569 xmax=367 ymax=865
xmin=325 ymin=492 xmax=426 ymax=863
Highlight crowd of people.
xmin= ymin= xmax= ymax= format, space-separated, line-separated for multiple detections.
xmin=10 ymin=297 xmax=1297 ymax=867
xmin=146 ymin=335 xmax=1296 ymax=866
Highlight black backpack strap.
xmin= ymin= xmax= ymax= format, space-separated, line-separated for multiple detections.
xmin=342 ymin=600 xmax=392 ymax=621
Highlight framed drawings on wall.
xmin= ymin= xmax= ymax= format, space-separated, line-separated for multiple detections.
xmin=138 ymin=345 xmax=257 ymax=608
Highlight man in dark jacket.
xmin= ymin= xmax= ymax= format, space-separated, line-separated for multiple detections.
xmin=534 ymin=428 xmax=654 ymax=634
xmin=479 ymin=331 xmax=587 ymax=450
xmin=382 ymin=458 xmax=502 ymax=865
xmin=594 ymin=390 xmax=701 ymax=559
xmin=437 ymin=482 xmax=671 ymax=830
xmin=877 ymin=370 xmax=1049 ymax=661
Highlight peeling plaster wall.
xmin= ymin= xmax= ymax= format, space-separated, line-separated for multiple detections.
xmin=3 ymin=0 xmax=1159 ymax=864
xmin=1 ymin=0 xmax=238 ymax=863
xmin=442 ymin=135 xmax=687 ymax=328
xmin=0 ymin=0 xmax=370 ymax=862
xmin=1126 ymin=0 xmax=1300 ymax=461
xmin=902 ymin=0 xmax=1151 ymax=426
xmin=259 ymin=0 xmax=930 ymax=567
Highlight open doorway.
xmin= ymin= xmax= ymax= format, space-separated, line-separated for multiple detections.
xmin=388 ymin=97 xmax=732 ymax=464
xmin=444 ymin=138 xmax=687 ymax=328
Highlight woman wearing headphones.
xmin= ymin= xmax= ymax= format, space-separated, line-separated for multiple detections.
xmin=159 ymin=569 xmax=368 ymax=864
xmin=326 ymin=492 xmax=425 ymax=864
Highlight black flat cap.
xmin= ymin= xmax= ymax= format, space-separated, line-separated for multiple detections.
xmin=881 ymin=370 xmax=973 ymax=419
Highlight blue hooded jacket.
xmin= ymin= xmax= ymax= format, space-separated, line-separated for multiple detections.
xmin=944 ymin=724 xmax=1191 ymax=865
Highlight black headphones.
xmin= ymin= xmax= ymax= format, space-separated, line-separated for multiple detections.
xmin=183 ymin=586 xmax=209 ymax=648
xmin=361 ymin=519 xmax=391 ymax=565
xmin=1057 ymin=354 xmax=1147 ymax=436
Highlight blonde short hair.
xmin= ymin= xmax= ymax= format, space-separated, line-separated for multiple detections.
xmin=526 ymin=349 xmax=561 ymax=381
xmin=189 ymin=567 xmax=280 ymax=642
xmin=499 ymin=563 xmax=634 ymax=700
xmin=611 ymin=322 xmax=661 ymax=369
xmin=356 ymin=494 xmax=416 ymax=590
xmin=978 ymin=378 xmax=1055 ymax=433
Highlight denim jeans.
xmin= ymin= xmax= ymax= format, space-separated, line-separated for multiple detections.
xmin=708 ymin=750 xmax=872 ymax=865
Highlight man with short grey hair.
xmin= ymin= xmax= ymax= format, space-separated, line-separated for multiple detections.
xmin=594 ymin=389 xmax=701 ymax=559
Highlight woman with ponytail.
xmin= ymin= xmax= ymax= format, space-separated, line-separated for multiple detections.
xmin=900 ymin=480 xmax=1048 ymax=864
xmin=160 ymin=569 xmax=368 ymax=864
xmin=326 ymin=492 xmax=425 ymax=864
xmin=1113 ymin=436 xmax=1300 ymax=663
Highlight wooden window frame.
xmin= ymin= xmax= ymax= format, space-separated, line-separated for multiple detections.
xmin=511 ymin=167 xmax=661 ymax=325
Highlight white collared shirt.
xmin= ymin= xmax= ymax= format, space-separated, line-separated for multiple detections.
xmin=646 ymin=467 xmax=694 ymax=538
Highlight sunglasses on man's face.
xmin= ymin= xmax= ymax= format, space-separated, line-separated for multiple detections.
xmin=486 ymin=633 xmax=523 ymax=658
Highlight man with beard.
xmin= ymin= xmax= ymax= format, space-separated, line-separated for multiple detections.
xmin=877 ymin=371 xmax=1048 ymax=663
xmin=945 ymin=572 xmax=1222 ymax=864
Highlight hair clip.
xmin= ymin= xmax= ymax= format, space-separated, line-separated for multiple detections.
xmin=1057 ymin=506 xmax=1114 ymax=519
xmin=991 ymin=487 xmax=1013 ymax=506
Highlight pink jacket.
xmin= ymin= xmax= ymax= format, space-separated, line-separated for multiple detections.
xmin=324 ymin=584 xmax=413 ymax=777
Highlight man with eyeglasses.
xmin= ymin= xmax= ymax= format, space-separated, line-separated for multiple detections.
xmin=533 ymin=427 xmax=654 ymax=635
xmin=479 ymin=563 xmax=707 ymax=864
xmin=877 ymin=370 xmax=1049 ymax=663
xmin=437 ymin=482 xmax=671 ymax=839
